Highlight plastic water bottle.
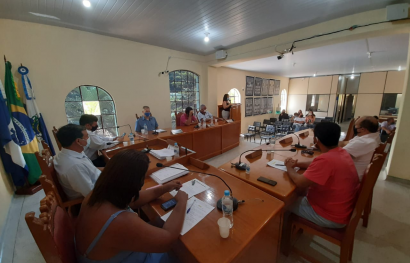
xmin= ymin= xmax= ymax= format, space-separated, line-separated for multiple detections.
xmin=174 ymin=142 xmax=180 ymax=158
xmin=144 ymin=124 xmax=148 ymax=134
xmin=202 ymin=120 xmax=206 ymax=128
xmin=128 ymin=133 xmax=134 ymax=144
xmin=222 ymin=190 xmax=234 ymax=228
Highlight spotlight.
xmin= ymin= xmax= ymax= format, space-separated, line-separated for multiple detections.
xmin=350 ymin=74 xmax=355 ymax=79
xmin=83 ymin=0 xmax=91 ymax=8
xmin=277 ymin=54 xmax=284 ymax=60
xmin=204 ymin=33 xmax=210 ymax=42
xmin=398 ymin=66 xmax=402 ymax=71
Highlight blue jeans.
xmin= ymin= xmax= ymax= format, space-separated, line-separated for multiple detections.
xmin=289 ymin=196 xmax=346 ymax=228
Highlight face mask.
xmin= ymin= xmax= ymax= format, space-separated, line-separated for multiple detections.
xmin=91 ymin=125 xmax=98 ymax=132
xmin=144 ymin=112 xmax=150 ymax=117
xmin=79 ymin=138 xmax=90 ymax=149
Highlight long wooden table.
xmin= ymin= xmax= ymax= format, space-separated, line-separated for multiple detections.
xmin=141 ymin=156 xmax=284 ymax=263
xmin=218 ymin=130 xmax=319 ymax=206
xmin=133 ymin=120 xmax=241 ymax=161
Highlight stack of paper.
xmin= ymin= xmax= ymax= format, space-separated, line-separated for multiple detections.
xmin=154 ymin=129 xmax=167 ymax=133
xmin=171 ymin=129 xmax=183 ymax=135
xmin=150 ymin=148 xmax=175 ymax=160
xmin=150 ymin=163 xmax=189 ymax=184
xmin=169 ymin=179 xmax=210 ymax=199
xmin=267 ymin=159 xmax=300 ymax=172
xmin=161 ymin=197 xmax=214 ymax=235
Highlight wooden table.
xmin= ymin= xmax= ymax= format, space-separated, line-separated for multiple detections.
xmin=141 ymin=157 xmax=284 ymax=263
xmin=218 ymin=130 xmax=320 ymax=206
xmin=101 ymin=138 xmax=197 ymax=174
xmin=133 ymin=120 xmax=241 ymax=161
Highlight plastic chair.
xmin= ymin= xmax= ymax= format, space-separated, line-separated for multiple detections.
xmin=260 ymin=119 xmax=271 ymax=132
xmin=243 ymin=126 xmax=256 ymax=142
xmin=253 ymin=122 xmax=262 ymax=134
xmin=260 ymin=125 xmax=275 ymax=144
xmin=26 ymin=193 xmax=77 ymax=263
xmin=270 ymin=118 xmax=277 ymax=124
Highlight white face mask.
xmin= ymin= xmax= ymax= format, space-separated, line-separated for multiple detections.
xmin=79 ymin=138 xmax=90 ymax=149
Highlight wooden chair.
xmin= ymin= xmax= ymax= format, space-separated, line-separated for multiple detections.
xmin=26 ymin=193 xmax=77 ymax=263
xmin=52 ymin=126 xmax=62 ymax=151
xmin=283 ymin=153 xmax=387 ymax=263
xmin=40 ymin=140 xmax=53 ymax=156
xmin=35 ymin=150 xmax=83 ymax=217
xmin=176 ymin=112 xmax=184 ymax=127
xmin=343 ymin=118 xmax=356 ymax=141
xmin=136 ymin=113 xmax=140 ymax=119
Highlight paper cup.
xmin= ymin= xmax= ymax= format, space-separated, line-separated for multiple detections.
xmin=141 ymin=129 xmax=145 ymax=134
xmin=166 ymin=156 xmax=172 ymax=161
xmin=123 ymin=142 xmax=129 ymax=146
xmin=217 ymin=218 xmax=230 ymax=238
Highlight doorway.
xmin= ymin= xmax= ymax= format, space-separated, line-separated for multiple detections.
xmin=333 ymin=74 xmax=360 ymax=124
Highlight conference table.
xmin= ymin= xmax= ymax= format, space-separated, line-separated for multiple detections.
xmin=141 ymin=155 xmax=285 ymax=263
xmin=218 ymin=130 xmax=319 ymax=206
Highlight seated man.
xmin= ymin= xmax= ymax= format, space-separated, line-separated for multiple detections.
xmin=341 ymin=116 xmax=380 ymax=181
xmin=80 ymin=114 xmax=122 ymax=167
xmin=380 ymin=117 xmax=396 ymax=142
xmin=53 ymin=124 xmax=101 ymax=200
xmin=279 ymin=109 xmax=289 ymax=121
xmin=135 ymin=106 xmax=159 ymax=132
xmin=197 ymin=104 xmax=213 ymax=122
xmin=293 ymin=112 xmax=306 ymax=132
xmin=285 ymin=122 xmax=359 ymax=228
xmin=180 ymin=107 xmax=198 ymax=126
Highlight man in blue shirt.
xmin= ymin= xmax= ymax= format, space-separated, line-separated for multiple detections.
xmin=135 ymin=106 xmax=159 ymax=132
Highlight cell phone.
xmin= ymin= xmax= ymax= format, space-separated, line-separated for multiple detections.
xmin=161 ymin=198 xmax=177 ymax=211
xmin=257 ymin=177 xmax=277 ymax=186
xmin=120 ymin=132 xmax=126 ymax=138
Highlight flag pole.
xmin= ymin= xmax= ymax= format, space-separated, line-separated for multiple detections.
xmin=4 ymin=55 xmax=6 ymax=63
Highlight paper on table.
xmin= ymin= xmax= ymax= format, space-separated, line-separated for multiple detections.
xmin=154 ymin=129 xmax=167 ymax=133
xmin=169 ymin=179 xmax=210 ymax=199
xmin=267 ymin=159 xmax=300 ymax=172
xmin=161 ymin=197 xmax=214 ymax=235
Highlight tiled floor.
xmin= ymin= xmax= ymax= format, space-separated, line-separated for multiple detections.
xmin=1 ymin=130 xmax=409 ymax=263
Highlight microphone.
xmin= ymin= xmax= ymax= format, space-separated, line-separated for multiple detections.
xmin=291 ymin=133 xmax=307 ymax=149
xmin=116 ymin=124 xmax=133 ymax=134
xmin=156 ymin=163 xmax=241 ymax=211
xmin=234 ymin=149 xmax=296 ymax=170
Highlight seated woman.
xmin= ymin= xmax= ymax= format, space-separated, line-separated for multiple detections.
xmin=75 ymin=149 xmax=187 ymax=263
xmin=305 ymin=110 xmax=316 ymax=128
xmin=180 ymin=107 xmax=198 ymax=126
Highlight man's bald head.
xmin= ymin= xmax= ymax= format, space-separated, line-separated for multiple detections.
xmin=355 ymin=116 xmax=379 ymax=136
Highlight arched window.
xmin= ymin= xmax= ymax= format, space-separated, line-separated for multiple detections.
xmin=65 ymin=85 xmax=118 ymax=136
xmin=281 ymin=89 xmax=287 ymax=111
xmin=169 ymin=70 xmax=200 ymax=124
xmin=228 ymin=88 xmax=241 ymax=104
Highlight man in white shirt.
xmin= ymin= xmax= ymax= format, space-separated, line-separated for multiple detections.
xmin=342 ymin=116 xmax=380 ymax=181
xmin=380 ymin=117 xmax=396 ymax=142
xmin=79 ymin=114 xmax=123 ymax=167
xmin=53 ymin=124 xmax=102 ymax=200
xmin=197 ymin=104 xmax=213 ymax=123
xmin=293 ymin=112 xmax=306 ymax=132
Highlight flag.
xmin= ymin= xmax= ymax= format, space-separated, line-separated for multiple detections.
xmin=4 ymin=61 xmax=42 ymax=184
xmin=0 ymin=79 xmax=28 ymax=186
xmin=19 ymin=65 xmax=55 ymax=155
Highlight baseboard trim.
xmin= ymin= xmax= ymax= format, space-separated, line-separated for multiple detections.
xmin=386 ymin=175 xmax=410 ymax=185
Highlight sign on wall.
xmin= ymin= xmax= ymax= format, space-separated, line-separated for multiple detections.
xmin=254 ymin=78 xmax=262 ymax=96
xmin=253 ymin=97 xmax=261 ymax=116
xmin=245 ymin=98 xmax=253 ymax=117
xmin=269 ymin=79 xmax=275 ymax=96
xmin=274 ymin=80 xmax=281 ymax=95
xmin=261 ymin=97 xmax=267 ymax=114
xmin=267 ymin=97 xmax=273 ymax=113
xmin=262 ymin=79 xmax=269 ymax=96
xmin=246 ymin=76 xmax=254 ymax=96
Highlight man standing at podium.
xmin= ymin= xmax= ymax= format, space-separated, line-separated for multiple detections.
xmin=135 ymin=106 xmax=159 ymax=132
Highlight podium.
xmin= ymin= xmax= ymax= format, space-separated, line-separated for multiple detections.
xmin=217 ymin=103 xmax=241 ymax=120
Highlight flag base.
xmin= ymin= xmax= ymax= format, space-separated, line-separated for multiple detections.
xmin=15 ymin=181 xmax=42 ymax=195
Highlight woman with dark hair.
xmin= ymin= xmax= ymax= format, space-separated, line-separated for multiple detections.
xmin=305 ymin=110 xmax=316 ymax=128
xmin=180 ymin=106 xmax=198 ymax=126
xmin=75 ymin=149 xmax=187 ymax=263
xmin=222 ymin=94 xmax=231 ymax=120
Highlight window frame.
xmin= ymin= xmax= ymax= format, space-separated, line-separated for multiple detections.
xmin=64 ymin=85 xmax=118 ymax=136
xmin=281 ymin=89 xmax=287 ymax=111
xmin=228 ymin=88 xmax=241 ymax=104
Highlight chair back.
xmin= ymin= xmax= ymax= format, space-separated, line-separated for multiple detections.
xmin=52 ymin=126 xmax=62 ymax=151
xmin=253 ymin=122 xmax=261 ymax=127
xmin=386 ymin=131 xmax=395 ymax=144
xmin=35 ymin=150 xmax=69 ymax=204
xmin=26 ymin=193 xmax=77 ymax=263
xmin=266 ymin=125 xmax=275 ymax=133
xmin=136 ymin=113 xmax=140 ymax=119
xmin=248 ymin=125 xmax=256 ymax=132
xmin=176 ymin=112 xmax=184 ymax=127
xmin=270 ymin=118 xmax=277 ymax=124
xmin=345 ymin=153 xmax=386 ymax=240
xmin=263 ymin=119 xmax=271 ymax=125
xmin=283 ymin=119 xmax=290 ymax=122
xmin=40 ymin=140 xmax=52 ymax=155
xmin=343 ymin=118 xmax=356 ymax=141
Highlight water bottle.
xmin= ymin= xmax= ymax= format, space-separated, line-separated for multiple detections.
xmin=222 ymin=190 xmax=234 ymax=228
xmin=144 ymin=124 xmax=148 ymax=134
xmin=270 ymin=136 xmax=276 ymax=154
xmin=174 ymin=142 xmax=180 ymax=158
xmin=128 ymin=133 xmax=134 ymax=144
xmin=202 ymin=120 xmax=206 ymax=128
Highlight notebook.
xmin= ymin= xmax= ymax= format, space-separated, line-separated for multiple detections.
xmin=149 ymin=148 xmax=175 ymax=160
xmin=150 ymin=163 xmax=189 ymax=184
xmin=171 ymin=129 xmax=183 ymax=135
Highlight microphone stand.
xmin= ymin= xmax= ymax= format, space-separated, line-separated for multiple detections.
xmin=234 ymin=149 xmax=296 ymax=170
xmin=290 ymin=133 xmax=307 ymax=149
xmin=156 ymin=163 xmax=241 ymax=211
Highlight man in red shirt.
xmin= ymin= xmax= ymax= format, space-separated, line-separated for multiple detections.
xmin=285 ymin=122 xmax=359 ymax=228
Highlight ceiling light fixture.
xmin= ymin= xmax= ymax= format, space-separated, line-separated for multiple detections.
xmin=398 ymin=66 xmax=402 ymax=71
xmin=83 ymin=0 xmax=91 ymax=8
xmin=313 ymin=73 xmax=316 ymax=77
xmin=204 ymin=33 xmax=210 ymax=42
xmin=350 ymin=74 xmax=355 ymax=79
xmin=29 ymin=12 xmax=60 ymax=20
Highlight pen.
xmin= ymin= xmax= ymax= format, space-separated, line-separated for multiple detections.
xmin=192 ymin=180 xmax=196 ymax=186
xmin=275 ymin=164 xmax=285 ymax=166
xmin=186 ymin=199 xmax=196 ymax=214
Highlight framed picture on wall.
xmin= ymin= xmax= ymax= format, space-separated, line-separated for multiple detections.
xmin=254 ymin=77 xmax=262 ymax=96
xmin=261 ymin=97 xmax=268 ymax=114
xmin=253 ymin=97 xmax=261 ymax=115
xmin=246 ymin=76 xmax=254 ymax=96
xmin=262 ymin=79 xmax=269 ymax=96
xmin=273 ymin=80 xmax=281 ymax=95
xmin=245 ymin=98 xmax=253 ymax=117
xmin=267 ymin=97 xmax=273 ymax=113
xmin=269 ymin=79 xmax=275 ymax=96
